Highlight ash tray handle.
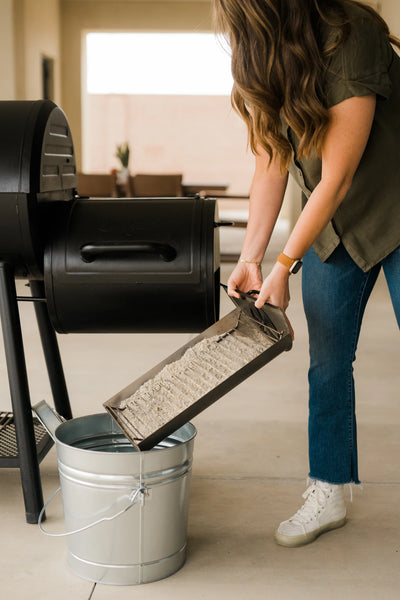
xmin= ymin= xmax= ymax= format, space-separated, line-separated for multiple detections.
xmin=80 ymin=242 xmax=177 ymax=263
xmin=32 ymin=400 xmax=65 ymax=442
xmin=220 ymin=283 xmax=293 ymax=343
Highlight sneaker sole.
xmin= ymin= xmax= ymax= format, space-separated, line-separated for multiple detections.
xmin=274 ymin=517 xmax=347 ymax=548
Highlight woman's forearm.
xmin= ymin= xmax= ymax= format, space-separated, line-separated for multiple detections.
xmin=239 ymin=150 xmax=289 ymax=263
xmin=282 ymin=177 xmax=350 ymax=260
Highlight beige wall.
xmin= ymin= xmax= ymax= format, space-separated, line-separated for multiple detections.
xmin=381 ymin=0 xmax=400 ymax=35
xmin=1 ymin=0 xmax=62 ymax=101
xmin=84 ymin=94 xmax=252 ymax=194
xmin=0 ymin=0 xmax=16 ymax=99
xmin=12 ymin=0 xmax=61 ymax=102
xmin=61 ymin=1 xmax=214 ymax=171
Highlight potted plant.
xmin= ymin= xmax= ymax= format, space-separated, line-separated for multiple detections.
xmin=114 ymin=142 xmax=131 ymax=196
xmin=116 ymin=142 xmax=130 ymax=169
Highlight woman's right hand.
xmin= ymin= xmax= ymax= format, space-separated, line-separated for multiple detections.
xmin=227 ymin=261 xmax=263 ymax=298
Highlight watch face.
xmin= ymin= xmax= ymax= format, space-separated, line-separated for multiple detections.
xmin=290 ymin=260 xmax=302 ymax=274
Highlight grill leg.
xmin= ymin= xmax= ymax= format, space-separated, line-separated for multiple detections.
xmin=0 ymin=262 xmax=44 ymax=523
xmin=29 ymin=280 xmax=72 ymax=420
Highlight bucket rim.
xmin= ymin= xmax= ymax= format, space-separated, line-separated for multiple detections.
xmin=53 ymin=412 xmax=196 ymax=455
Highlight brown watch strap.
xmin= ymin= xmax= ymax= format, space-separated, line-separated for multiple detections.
xmin=277 ymin=253 xmax=297 ymax=270
xmin=277 ymin=253 xmax=303 ymax=274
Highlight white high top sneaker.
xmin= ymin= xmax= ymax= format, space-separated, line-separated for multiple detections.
xmin=274 ymin=479 xmax=347 ymax=547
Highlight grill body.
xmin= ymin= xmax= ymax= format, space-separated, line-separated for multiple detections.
xmin=44 ymin=196 xmax=220 ymax=333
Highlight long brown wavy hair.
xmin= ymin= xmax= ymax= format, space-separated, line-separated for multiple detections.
xmin=214 ymin=0 xmax=400 ymax=170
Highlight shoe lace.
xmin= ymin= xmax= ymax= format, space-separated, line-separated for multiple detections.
xmin=289 ymin=482 xmax=331 ymax=531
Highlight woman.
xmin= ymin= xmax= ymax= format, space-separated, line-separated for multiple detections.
xmin=214 ymin=0 xmax=400 ymax=547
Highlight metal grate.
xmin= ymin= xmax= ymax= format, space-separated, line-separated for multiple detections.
xmin=0 ymin=411 xmax=53 ymax=467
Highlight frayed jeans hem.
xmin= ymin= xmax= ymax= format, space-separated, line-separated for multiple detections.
xmin=308 ymin=473 xmax=361 ymax=486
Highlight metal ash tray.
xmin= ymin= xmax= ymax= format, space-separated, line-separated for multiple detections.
xmin=104 ymin=289 xmax=292 ymax=450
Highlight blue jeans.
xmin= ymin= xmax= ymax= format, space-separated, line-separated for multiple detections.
xmin=302 ymin=243 xmax=400 ymax=484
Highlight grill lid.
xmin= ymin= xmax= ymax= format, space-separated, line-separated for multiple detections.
xmin=0 ymin=100 xmax=77 ymax=277
xmin=0 ymin=100 xmax=76 ymax=198
xmin=104 ymin=287 xmax=292 ymax=450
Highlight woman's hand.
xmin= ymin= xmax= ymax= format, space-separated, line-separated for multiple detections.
xmin=254 ymin=262 xmax=290 ymax=310
xmin=227 ymin=260 xmax=294 ymax=339
xmin=227 ymin=261 xmax=263 ymax=298
xmin=255 ymin=262 xmax=294 ymax=340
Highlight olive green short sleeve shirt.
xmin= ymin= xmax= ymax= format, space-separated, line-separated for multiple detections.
xmin=285 ymin=3 xmax=400 ymax=272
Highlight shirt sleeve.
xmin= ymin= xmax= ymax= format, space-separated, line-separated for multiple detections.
xmin=323 ymin=12 xmax=393 ymax=108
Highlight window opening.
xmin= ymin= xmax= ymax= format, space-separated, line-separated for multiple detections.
xmin=86 ymin=32 xmax=233 ymax=96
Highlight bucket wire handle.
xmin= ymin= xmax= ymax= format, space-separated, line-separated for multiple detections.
xmin=38 ymin=485 xmax=147 ymax=537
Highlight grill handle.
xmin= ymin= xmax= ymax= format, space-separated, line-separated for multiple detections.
xmin=80 ymin=242 xmax=177 ymax=263
xmin=214 ymin=221 xmax=234 ymax=227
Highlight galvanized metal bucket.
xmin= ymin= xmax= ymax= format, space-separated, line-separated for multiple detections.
xmin=33 ymin=401 xmax=196 ymax=586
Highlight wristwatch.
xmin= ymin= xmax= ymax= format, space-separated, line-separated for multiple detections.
xmin=277 ymin=252 xmax=303 ymax=274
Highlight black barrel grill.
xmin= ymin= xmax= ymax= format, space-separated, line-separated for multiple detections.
xmin=0 ymin=100 xmax=220 ymax=522
xmin=44 ymin=195 xmax=219 ymax=333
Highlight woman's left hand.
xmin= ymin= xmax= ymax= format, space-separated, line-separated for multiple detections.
xmin=255 ymin=262 xmax=290 ymax=309
xmin=254 ymin=262 xmax=294 ymax=339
